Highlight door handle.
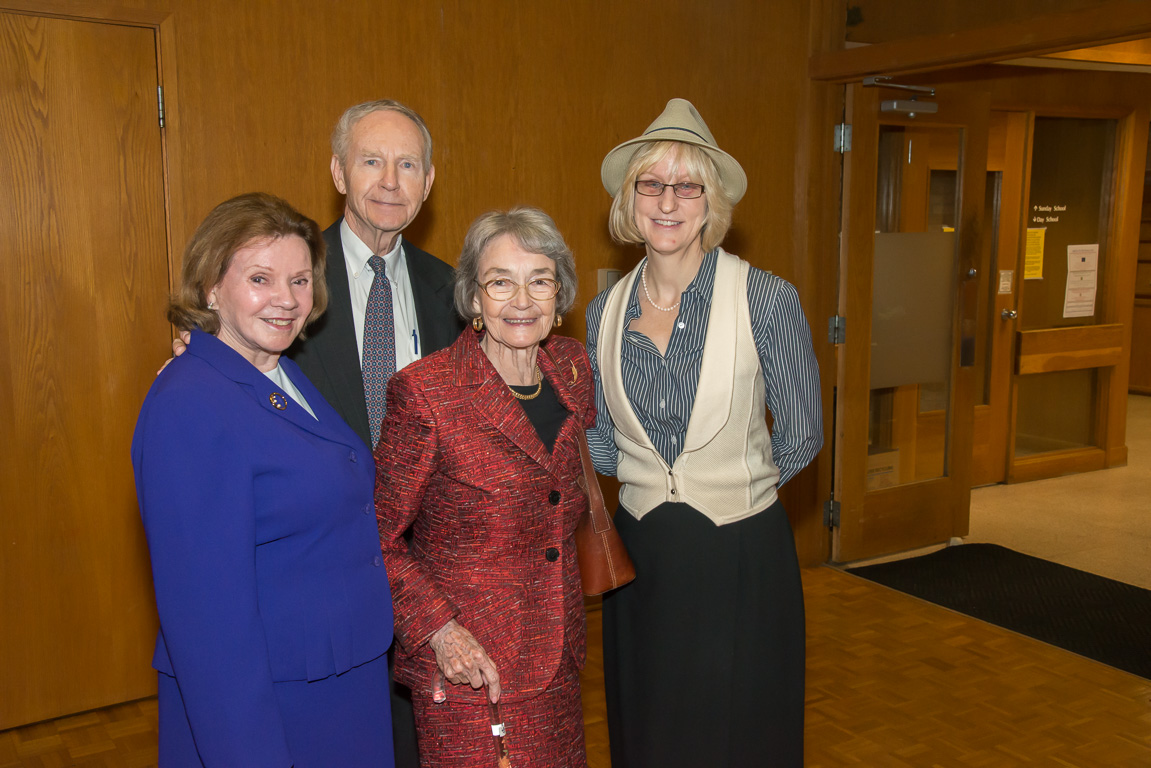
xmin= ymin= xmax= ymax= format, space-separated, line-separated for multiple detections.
xmin=1001 ymin=309 xmax=1018 ymax=319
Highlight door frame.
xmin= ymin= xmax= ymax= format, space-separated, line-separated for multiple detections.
xmin=832 ymin=83 xmax=990 ymax=563
xmin=984 ymin=97 xmax=1150 ymax=483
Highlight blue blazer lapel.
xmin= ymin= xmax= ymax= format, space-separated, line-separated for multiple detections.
xmin=187 ymin=330 xmax=363 ymax=452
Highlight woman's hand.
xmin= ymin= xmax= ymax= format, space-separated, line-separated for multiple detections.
xmin=428 ymin=619 xmax=501 ymax=703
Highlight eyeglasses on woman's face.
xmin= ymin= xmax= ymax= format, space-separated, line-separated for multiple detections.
xmin=634 ymin=179 xmax=705 ymax=199
xmin=476 ymin=277 xmax=561 ymax=301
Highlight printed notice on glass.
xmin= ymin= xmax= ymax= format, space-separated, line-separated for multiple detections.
xmin=1024 ymin=228 xmax=1045 ymax=279
xmin=1063 ymin=243 xmax=1098 ymax=318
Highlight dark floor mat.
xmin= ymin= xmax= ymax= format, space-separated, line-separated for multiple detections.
xmin=847 ymin=543 xmax=1151 ymax=679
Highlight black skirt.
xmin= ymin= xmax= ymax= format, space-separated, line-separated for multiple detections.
xmin=602 ymin=499 xmax=805 ymax=768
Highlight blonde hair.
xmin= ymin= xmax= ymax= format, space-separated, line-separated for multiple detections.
xmin=168 ymin=193 xmax=327 ymax=335
xmin=607 ymin=141 xmax=734 ymax=253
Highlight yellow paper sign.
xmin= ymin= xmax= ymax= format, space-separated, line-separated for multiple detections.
xmin=1024 ymin=228 xmax=1045 ymax=279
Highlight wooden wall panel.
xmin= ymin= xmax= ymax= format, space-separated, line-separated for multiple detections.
xmin=1131 ymin=301 xmax=1151 ymax=394
xmin=845 ymin=0 xmax=1113 ymax=44
xmin=0 ymin=0 xmax=843 ymax=725
xmin=811 ymin=0 xmax=1151 ymax=80
xmin=158 ymin=0 xmax=842 ymax=564
xmin=0 ymin=11 xmax=169 ymax=728
xmin=1015 ymin=324 xmax=1125 ymax=374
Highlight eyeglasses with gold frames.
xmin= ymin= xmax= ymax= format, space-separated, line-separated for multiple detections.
xmin=476 ymin=277 xmax=560 ymax=301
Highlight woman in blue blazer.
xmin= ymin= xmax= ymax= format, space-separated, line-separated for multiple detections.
xmin=132 ymin=193 xmax=395 ymax=767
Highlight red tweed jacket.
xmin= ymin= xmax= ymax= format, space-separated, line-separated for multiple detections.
xmin=374 ymin=330 xmax=594 ymax=706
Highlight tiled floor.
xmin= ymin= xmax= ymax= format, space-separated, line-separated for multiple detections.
xmin=966 ymin=393 xmax=1151 ymax=589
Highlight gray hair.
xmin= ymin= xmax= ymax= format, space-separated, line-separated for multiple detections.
xmin=454 ymin=207 xmax=578 ymax=319
xmin=330 ymin=99 xmax=433 ymax=169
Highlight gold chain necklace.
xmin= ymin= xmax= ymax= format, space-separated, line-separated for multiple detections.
xmin=508 ymin=366 xmax=543 ymax=401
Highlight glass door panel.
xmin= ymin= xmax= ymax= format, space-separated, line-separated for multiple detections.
xmin=1014 ymin=116 xmax=1116 ymax=459
xmin=833 ymin=84 xmax=988 ymax=562
xmin=866 ymin=126 xmax=961 ymax=491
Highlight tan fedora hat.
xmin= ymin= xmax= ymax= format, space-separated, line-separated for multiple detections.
xmin=600 ymin=98 xmax=747 ymax=203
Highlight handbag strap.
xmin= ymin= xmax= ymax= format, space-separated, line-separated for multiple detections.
xmin=538 ymin=343 xmax=613 ymax=534
xmin=578 ymin=432 xmax=612 ymax=535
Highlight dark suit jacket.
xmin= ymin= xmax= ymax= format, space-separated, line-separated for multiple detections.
xmin=374 ymin=331 xmax=594 ymax=705
xmin=288 ymin=219 xmax=465 ymax=448
xmin=132 ymin=329 xmax=393 ymax=766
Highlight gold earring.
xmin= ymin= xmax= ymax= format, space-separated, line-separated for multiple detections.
xmin=472 ymin=316 xmax=484 ymax=331
xmin=554 ymin=314 xmax=563 ymax=327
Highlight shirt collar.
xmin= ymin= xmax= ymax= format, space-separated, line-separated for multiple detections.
xmin=340 ymin=219 xmax=405 ymax=279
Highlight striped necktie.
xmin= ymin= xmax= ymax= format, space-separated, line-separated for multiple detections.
xmin=363 ymin=254 xmax=396 ymax=447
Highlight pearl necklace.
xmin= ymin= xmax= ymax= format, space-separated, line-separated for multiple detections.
xmin=641 ymin=264 xmax=681 ymax=312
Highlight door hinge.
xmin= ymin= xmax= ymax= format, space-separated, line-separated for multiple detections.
xmin=157 ymin=86 xmax=165 ymax=128
xmin=824 ymin=500 xmax=840 ymax=528
xmin=834 ymin=123 xmax=852 ymax=153
xmin=828 ymin=315 xmax=846 ymax=345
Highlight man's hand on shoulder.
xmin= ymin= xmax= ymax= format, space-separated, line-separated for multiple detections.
xmin=157 ymin=331 xmax=192 ymax=375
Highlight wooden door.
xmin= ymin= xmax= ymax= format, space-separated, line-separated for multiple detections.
xmin=0 ymin=11 xmax=169 ymax=728
xmin=971 ymin=111 xmax=1029 ymax=486
xmin=1004 ymin=111 xmax=1146 ymax=482
xmin=833 ymin=84 xmax=989 ymax=562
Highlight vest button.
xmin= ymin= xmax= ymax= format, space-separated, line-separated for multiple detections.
xmin=548 ymin=490 xmax=561 ymax=505
xmin=545 ymin=547 xmax=559 ymax=562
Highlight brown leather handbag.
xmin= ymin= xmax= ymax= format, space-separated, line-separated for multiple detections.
xmin=575 ymin=432 xmax=636 ymax=595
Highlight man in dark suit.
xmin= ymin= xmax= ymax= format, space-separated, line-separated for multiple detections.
xmin=288 ymin=100 xmax=464 ymax=450
xmin=287 ymin=100 xmax=463 ymax=768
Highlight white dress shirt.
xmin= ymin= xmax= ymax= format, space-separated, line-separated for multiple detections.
xmin=340 ymin=219 xmax=422 ymax=371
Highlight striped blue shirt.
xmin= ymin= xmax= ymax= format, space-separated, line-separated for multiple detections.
xmin=585 ymin=249 xmax=822 ymax=488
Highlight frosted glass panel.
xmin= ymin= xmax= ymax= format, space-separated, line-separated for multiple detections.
xmin=870 ymin=232 xmax=955 ymax=390
xmin=866 ymin=125 xmax=962 ymax=489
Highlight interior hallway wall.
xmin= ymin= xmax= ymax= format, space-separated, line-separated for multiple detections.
xmin=0 ymin=0 xmax=842 ymax=727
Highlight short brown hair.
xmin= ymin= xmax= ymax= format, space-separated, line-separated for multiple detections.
xmin=607 ymin=141 xmax=734 ymax=253
xmin=168 ymin=193 xmax=328 ymax=334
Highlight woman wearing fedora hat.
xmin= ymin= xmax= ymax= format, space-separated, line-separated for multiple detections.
xmin=585 ymin=98 xmax=822 ymax=767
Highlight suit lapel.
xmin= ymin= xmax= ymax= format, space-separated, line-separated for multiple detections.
xmin=406 ymin=242 xmax=458 ymax=355
xmin=538 ymin=337 xmax=586 ymax=476
xmin=454 ymin=332 xmax=555 ymax=473
xmin=188 ymin=330 xmax=362 ymax=451
xmin=312 ymin=222 xmax=372 ymax=443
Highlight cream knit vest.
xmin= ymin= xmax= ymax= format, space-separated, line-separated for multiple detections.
xmin=598 ymin=248 xmax=779 ymax=525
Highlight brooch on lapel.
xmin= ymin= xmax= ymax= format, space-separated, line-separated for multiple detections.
xmin=269 ymin=392 xmax=288 ymax=410
xmin=570 ymin=362 xmax=578 ymax=384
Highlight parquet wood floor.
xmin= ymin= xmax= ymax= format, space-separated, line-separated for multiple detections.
xmin=4 ymin=566 xmax=1149 ymax=766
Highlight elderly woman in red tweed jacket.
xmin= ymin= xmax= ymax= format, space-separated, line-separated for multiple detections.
xmin=374 ymin=206 xmax=593 ymax=767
